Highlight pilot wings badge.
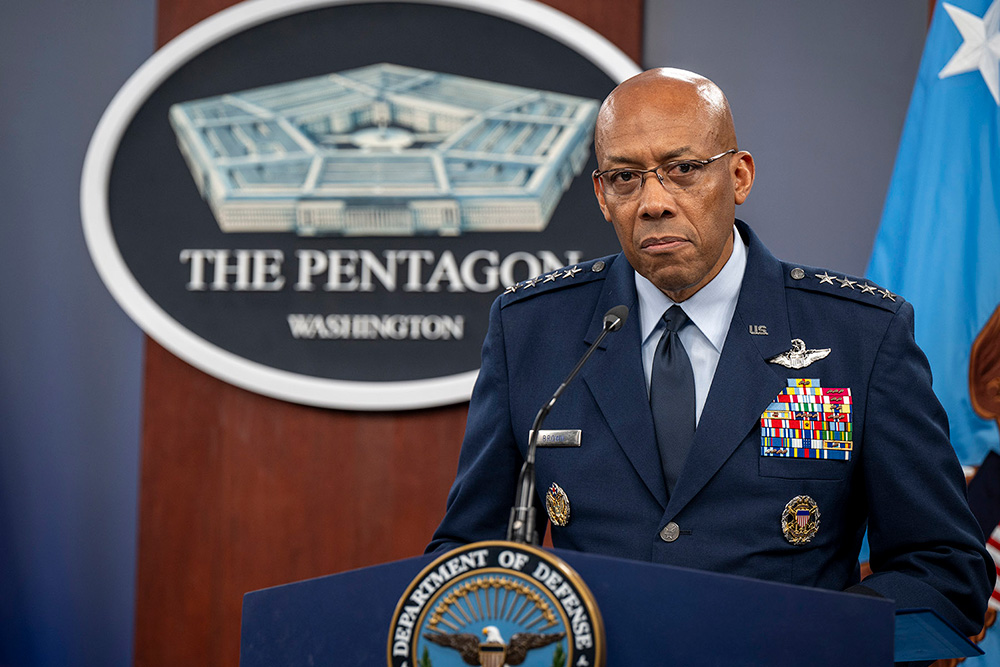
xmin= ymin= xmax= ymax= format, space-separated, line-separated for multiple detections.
xmin=767 ymin=339 xmax=831 ymax=369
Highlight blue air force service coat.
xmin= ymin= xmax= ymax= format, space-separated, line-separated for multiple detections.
xmin=428 ymin=221 xmax=994 ymax=634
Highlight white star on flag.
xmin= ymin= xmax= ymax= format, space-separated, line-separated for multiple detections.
xmin=939 ymin=0 xmax=1000 ymax=104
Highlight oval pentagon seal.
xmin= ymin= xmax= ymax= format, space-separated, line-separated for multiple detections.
xmin=81 ymin=0 xmax=639 ymax=412
xmin=387 ymin=541 xmax=604 ymax=666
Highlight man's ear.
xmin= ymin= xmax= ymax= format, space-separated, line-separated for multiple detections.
xmin=732 ymin=151 xmax=755 ymax=205
xmin=593 ymin=173 xmax=613 ymax=222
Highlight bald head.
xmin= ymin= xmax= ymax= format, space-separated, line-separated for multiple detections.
xmin=595 ymin=68 xmax=737 ymax=163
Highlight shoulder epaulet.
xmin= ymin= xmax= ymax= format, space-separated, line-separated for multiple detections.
xmin=499 ymin=255 xmax=615 ymax=308
xmin=782 ymin=262 xmax=904 ymax=313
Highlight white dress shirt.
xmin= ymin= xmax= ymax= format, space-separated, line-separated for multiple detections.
xmin=636 ymin=226 xmax=747 ymax=426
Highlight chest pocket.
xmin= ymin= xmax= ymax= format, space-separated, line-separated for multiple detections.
xmin=758 ymin=378 xmax=852 ymax=480
xmin=759 ymin=455 xmax=849 ymax=480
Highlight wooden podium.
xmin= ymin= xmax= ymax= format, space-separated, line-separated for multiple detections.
xmin=133 ymin=2 xmax=643 ymax=665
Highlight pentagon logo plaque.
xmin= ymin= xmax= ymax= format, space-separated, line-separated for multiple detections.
xmin=81 ymin=0 xmax=639 ymax=410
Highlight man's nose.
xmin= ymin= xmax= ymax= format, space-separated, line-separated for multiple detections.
xmin=636 ymin=171 xmax=676 ymax=219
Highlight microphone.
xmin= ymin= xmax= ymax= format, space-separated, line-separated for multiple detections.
xmin=506 ymin=305 xmax=629 ymax=544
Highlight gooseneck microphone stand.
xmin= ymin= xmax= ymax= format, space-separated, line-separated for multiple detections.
xmin=506 ymin=305 xmax=629 ymax=544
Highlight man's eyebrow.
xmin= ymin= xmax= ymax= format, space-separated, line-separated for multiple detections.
xmin=600 ymin=146 xmax=694 ymax=168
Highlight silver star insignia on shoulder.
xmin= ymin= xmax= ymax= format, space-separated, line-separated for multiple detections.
xmin=562 ymin=266 xmax=582 ymax=278
xmin=541 ymin=273 xmax=558 ymax=283
xmin=878 ymin=288 xmax=896 ymax=301
xmin=523 ymin=277 xmax=539 ymax=288
xmin=859 ymin=283 xmax=877 ymax=295
xmin=837 ymin=277 xmax=857 ymax=289
xmin=815 ymin=271 xmax=836 ymax=285
xmin=503 ymin=284 xmax=518 ymax=295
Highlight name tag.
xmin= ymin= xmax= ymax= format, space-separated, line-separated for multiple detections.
xmin=760 ymin=380 xmax=853 ymax=461
xmin=531 ymin=429 xmax=582 ymax=447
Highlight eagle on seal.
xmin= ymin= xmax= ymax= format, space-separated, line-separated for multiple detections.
xmin=423 ymin=625 xmax=565 ymax=666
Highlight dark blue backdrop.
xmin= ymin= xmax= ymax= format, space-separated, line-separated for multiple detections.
xmin=0 ymin=1 xmax=152 ymax=665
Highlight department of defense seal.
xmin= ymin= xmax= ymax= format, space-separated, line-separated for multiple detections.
xmin=782 ymin=495 xmax=820 ymax=545
xmin=388 ymin=541 xmax=604 ymax=666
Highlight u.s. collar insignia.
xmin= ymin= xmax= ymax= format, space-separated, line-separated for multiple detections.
xmin=545 ymin=482 xmax=570 ymax=527
xmin=387 ymin=541 xmax=605 ymax=666
xmin=768 ymin=339 xmax=831 ymax=369
xmin=782 ymin=495 xmax=820 ymax=545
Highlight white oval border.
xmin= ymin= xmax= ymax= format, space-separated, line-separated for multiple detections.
xmin=81 ymin=0 xmax=640 ymax=411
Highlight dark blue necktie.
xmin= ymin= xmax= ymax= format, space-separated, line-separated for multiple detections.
xmin=650 ymin=305 xmax=696 ymax=495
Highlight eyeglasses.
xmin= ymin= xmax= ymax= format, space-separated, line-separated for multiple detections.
xmin=593 ymin=149 xmax=738 ymax=197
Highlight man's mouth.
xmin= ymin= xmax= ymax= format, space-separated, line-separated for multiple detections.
xmin=641 ymin=236 xmax=689 ymax=251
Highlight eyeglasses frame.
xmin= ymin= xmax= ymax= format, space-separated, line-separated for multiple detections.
xmin=593 ymin=148 xmax=739 ymax=197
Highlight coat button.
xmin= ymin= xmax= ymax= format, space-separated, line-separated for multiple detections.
xmin=659 ymin=522 xmax=680 ymax=542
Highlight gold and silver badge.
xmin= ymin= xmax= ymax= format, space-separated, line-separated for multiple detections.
xmin=545 ymin=482 xmax=570 ymax=526
xmin=782 ymin=495 xmax=820 ymax=545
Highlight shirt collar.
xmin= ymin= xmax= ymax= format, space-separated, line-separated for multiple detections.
xmin=635 ymin=225 xmax=747 ymax=351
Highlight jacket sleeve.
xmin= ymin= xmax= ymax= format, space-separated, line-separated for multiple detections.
xmin=426 ymin=297 xmax=527 ymax=553
xmin=860 ymin=301 xmax=995 ymax=635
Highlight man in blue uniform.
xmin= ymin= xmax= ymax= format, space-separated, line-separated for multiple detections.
xmin=428 ymin=68 xmax=994 ymax=635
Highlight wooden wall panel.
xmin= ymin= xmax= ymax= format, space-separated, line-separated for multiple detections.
xmin=134 ymin=2 xmax=642 ymax=666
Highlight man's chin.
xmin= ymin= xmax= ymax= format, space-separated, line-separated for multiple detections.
xmin=647 ymin=271 xmax=700 ymax=298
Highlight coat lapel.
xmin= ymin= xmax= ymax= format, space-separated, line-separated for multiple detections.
xmin=665 ymin=222 xmax=794 ymax=519
xmin=581 ymin=254 xmax=667 ymax=509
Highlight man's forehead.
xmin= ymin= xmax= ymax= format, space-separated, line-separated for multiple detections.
xmin=603 ymin=76 xmax=719 ymax=125
xmin=596 ymin=95 xmax=723 ymax=161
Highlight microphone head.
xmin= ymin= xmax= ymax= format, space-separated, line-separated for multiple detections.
xmin=603 ymin=305 xmax=629 ymax=332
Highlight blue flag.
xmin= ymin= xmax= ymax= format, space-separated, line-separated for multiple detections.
xmin=868 ymin=0 xmax=1000 ymax=466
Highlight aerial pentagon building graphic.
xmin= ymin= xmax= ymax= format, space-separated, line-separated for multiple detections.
xmin=168 ymin=63 xmax=599 ymax=236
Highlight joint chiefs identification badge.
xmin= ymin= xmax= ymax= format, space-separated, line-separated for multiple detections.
xmin=545 ymin=483 xmax=570 ymax=527
xmin=387 ymin=541 xmax=604 ymax=666
xmin=782 ymin=495 xmax=820 ymax=545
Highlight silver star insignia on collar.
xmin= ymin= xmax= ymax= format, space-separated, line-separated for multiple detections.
xmin=767 ymin=339 xmax=831 ymax=369
xmin=815 ymin=271 xmax=837 ymax=285
xmin=837 ymin=277 xmax=857 ymax=289
xmin=859 ymin=283 xmax=878 ymax=295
